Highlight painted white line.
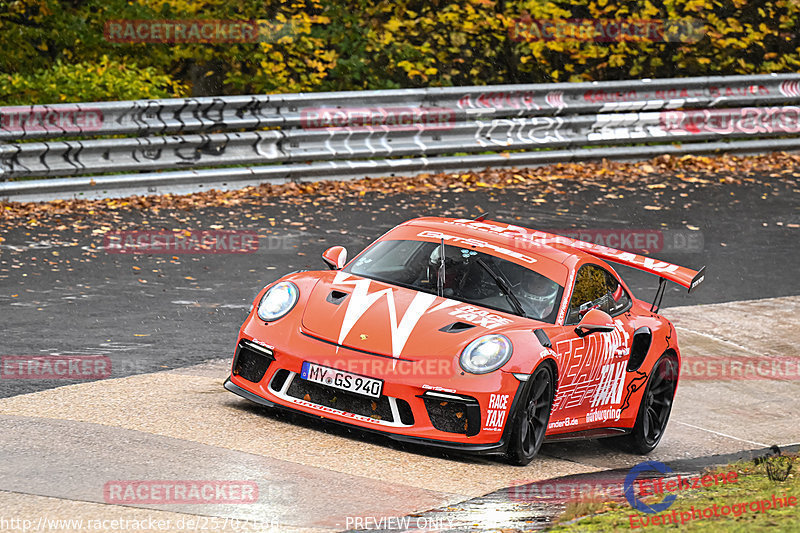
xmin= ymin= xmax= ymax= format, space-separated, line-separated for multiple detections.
xmin=675 ymin=421 xmax=769 ymax=447
xmin=674 ymin=326 xmax=751 ymax=352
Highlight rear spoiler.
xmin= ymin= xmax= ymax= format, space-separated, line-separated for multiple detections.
xmin=524 ymin=231 xmax=705 ymax=311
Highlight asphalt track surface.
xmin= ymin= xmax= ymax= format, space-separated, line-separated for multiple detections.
xmin=0 ymin=170 xmax=798 ymax=532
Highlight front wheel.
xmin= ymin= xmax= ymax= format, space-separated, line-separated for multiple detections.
xmin=506 ymin=364 xmax=554 ymax=466
xmin=612 ymin=353 xmax=678 ymax=454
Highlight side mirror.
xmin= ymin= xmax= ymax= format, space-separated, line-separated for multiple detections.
xmin=575 ymin=308 xmax=616 ymax=337
xmin=322 ymin=246 xmax=348 ymax=270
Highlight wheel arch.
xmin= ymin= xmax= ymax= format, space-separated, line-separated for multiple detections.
xmin=502 ymin=355 xmax=558 ymax=439
xmin=504 ymin=356 xmax=558 ymax=465
xmin=538 ymin=356 xmax=559 ymax=398
xmin=659 ymin=347 xmax=681 ymax=387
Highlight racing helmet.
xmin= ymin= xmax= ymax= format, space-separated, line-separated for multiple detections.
xmin=521 ymin=274 xmax=559 ymax=318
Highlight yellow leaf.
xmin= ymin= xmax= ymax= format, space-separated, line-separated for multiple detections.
xmin=385 ymin=19 xmax=402 ymax=33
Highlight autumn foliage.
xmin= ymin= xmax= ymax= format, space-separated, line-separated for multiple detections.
xmin=0 ymin=0 xmax=798 ymax=104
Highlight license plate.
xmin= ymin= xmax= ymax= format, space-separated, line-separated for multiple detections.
xmin=300 ymin=362 xmax=383 ymax=399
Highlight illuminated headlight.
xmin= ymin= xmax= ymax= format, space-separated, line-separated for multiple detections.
xmin=257 ymin=281 xmax=299 ymax=322
xmin=460 ymin=334 xmax=513 ymax=374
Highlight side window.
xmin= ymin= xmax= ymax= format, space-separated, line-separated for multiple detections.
xmin=604 ymin=269 xmax=632 ymax=316
xmin=566 ymin=265 xmax=631 ymax=324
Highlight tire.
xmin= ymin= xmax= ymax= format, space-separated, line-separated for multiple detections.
xmin=506 ymin=364 xmax=554 ymax=466
xmin=611 ymin=353 xmax=678 ymax=454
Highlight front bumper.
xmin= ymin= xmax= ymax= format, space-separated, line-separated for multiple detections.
xmin=225 ymin=377 xmax=514 ymax=454
xmin=225 ymin=326 xmax=528 ymax=453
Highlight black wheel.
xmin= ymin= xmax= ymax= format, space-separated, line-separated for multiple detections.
xmin=506 ymin=364 xmax=554 ymax=466
xmin=612 ymin=353 xmax=678 ymax=454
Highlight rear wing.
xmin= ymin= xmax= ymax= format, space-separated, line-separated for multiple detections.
xmin=524 ymin=231 xmax=705 ymax=311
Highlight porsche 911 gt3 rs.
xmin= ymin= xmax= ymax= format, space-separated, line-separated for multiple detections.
xmin=225 ymin=217 xmax=704 ymax=465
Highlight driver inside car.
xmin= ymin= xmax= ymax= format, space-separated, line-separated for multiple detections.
xmin=519 ymin=273 xmax=559 ymax=320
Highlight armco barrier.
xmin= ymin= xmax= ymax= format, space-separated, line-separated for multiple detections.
xmin=1 ymin=74 xmax=800 ymax=200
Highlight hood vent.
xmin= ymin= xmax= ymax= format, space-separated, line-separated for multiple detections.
xmin=439 ymin=321 xmax=477 ymax=333
xmin=326 ymin=290 xmax=349 ymax=305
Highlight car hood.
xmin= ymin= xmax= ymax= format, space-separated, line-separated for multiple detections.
xmin=300 ymin=270 xmax=523 ymax=359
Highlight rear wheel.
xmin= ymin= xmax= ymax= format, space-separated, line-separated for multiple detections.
xmin=506 ymin=364 xmax=554 ymax=466
xmin=612 ymin=353 xmax=678 ymax=454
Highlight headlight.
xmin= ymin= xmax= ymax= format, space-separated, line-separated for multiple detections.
xmin=257 ymin=281 xmax=299 ymax=322
xmin=460 ymin=334 xmax=513 ymax=374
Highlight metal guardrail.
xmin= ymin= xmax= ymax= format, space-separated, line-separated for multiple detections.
xmin=2 ymin=74 xmax=800 ymax=200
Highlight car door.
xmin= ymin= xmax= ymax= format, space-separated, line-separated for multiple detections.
xmin=547 ymin=263 xmax=635 ymax=431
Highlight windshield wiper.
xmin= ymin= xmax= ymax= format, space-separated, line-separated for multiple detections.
xmin=475 ymin=258 xmax=527 ymax=318
xmin=437 ymin=237 xmax=446 ymax=297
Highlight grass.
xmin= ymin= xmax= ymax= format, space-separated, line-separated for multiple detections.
xmin=547 ymin=454 xmax=799 ymax=532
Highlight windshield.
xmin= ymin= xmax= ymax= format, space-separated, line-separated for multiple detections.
xmin=345 ymin=239 xmax=564 ymax=323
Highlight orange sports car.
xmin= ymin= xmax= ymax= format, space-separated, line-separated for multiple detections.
xmin=225 ymin=217 xmax=704 ymax=465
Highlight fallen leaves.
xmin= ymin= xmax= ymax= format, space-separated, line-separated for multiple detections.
xmin=1 ymin=152 xmax=798 ymax=232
